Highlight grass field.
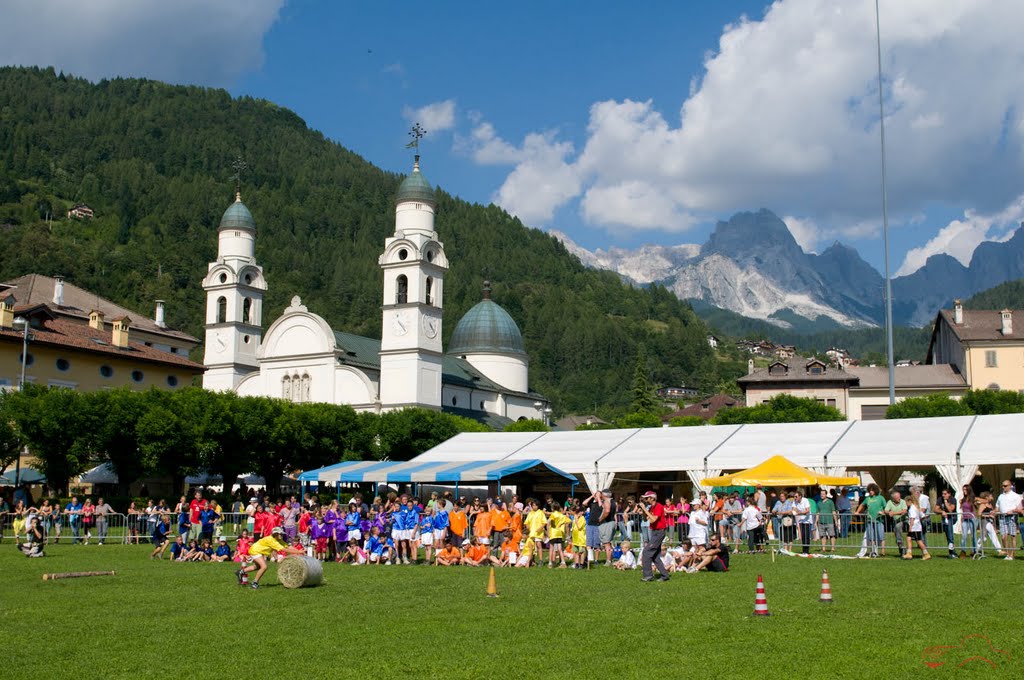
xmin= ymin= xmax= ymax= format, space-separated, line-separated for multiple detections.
xmin=2 ymin=544 xmax=1022 ymax=679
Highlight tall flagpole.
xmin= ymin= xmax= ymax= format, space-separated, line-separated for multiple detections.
xmin=875 ymin=0 xmax=896 ymax=405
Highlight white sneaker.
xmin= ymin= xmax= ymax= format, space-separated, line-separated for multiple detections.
xmin=1005 ymin=556 xmax=1013 ymax=561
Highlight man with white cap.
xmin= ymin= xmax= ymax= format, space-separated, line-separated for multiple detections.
xmin=636 ymin=490 xmax=670 ymax=582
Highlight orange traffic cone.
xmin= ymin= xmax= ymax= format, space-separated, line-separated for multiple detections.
xmin=819 ymin=569 xmax=833 ymax=604
xmin=752 ymin=574 xmax=770 ymax=616
xmin=486 ymin=566 xmax=499 ymax=598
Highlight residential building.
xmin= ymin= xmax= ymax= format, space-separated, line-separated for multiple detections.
xmin=706 ymin=334 xmax=719 ymax=349
xmin=662 ymin=393 xmax=739 ymax=422
xmin=927 ymin=300 xmax=1024 ymax=392
xmin=657 ymin=386 xmax=699 ymax=401
xmin=0 ymin=298 xmax=203 ymax=392
xmin=554 ymin=414 xmax=610 ymax=431
xmin=67 ymin=203 xmax=94 ymax=219
xmin=738 ymin=357 xmax=968 ymax=420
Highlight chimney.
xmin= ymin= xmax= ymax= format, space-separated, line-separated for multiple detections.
xmin=953 ymin=299 xmax=963 ymax=324
xmin=52 ymin=276 xmax=64 ymax=306
xmin=747 ymin=358 xmax=755 ymax=374
xmin=111 ymin=316 xmax=131 ymax=348
xmin=89 ymin=309 xmax=105 ymax=330
xmin=0 ymin=294 xmax=14 ymax=328
xmin=1001 ymin=309 xmax=1013 ymax=336
xmin=155 ymin=300 xmax=166 ymax=328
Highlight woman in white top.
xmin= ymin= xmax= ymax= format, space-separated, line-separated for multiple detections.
xmin=688 ymin=501 xmax=710 ymax=547
xmin=904 ymin=496 xmax=931 ymax=560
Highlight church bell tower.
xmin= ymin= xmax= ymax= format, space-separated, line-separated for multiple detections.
xmin=202 ymin=177 xmax=267 ymax=390
xmin=378 ymin=126 xmax=448 ymax=409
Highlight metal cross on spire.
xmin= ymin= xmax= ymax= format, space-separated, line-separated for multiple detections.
xmin=405 ymin=123 xmax=427 ymax=151
xmin=231 ymin=156 xmax=248 ymax=198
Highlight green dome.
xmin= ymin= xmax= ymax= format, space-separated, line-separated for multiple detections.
xmin=396 ymin=167 xmax=435 ymax=205
xmin=449 ymin=296 xmax=526 ymax=356
xmin=219 ymin=194 xmax=256 ymax=232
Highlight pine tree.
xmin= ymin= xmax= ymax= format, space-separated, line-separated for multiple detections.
xmin=630 ymin=345 xmax=658 ymax=414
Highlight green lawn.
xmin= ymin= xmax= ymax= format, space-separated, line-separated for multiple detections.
xmin=1 ymin=544 xmax=1022 ymax=678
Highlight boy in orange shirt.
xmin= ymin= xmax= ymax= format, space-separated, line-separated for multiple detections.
xmin=473 ymin=504 xmax=493 ymax=545
xmin=463 ymin=537 xmax=491 ymax=566
xmin=489 ymin=500 xmax=511 ymax=548
xmin=435 ymin=539 xmax=462 ymax=566
xmin=448 ymin=502 xmax=468 ymax=548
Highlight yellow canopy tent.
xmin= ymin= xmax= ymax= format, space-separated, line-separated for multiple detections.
xmin=702 ymin=455 xmax=859 ymax=487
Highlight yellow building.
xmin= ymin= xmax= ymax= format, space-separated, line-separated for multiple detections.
xmin=0 ymin=275 xmax=202 ymax=391
xmin=927 ymin=301 xmax=1024 ymax=392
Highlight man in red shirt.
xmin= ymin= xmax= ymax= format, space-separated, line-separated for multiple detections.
xmin=637 ymin=490 xmax=670 ymax=582
xmin=188 ymin=491 xmax=203 ymax=543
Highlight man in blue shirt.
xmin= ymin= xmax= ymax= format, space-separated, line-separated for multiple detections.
xmin=65 ymin=497 xmax=83 ymax=544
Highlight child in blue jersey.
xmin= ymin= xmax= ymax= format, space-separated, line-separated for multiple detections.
xmin=345 ymin=504 xmax=362 ymax=542
xmin=395 ymin=498 xmax=419 ymax=564
xmin=169 ymin=535 xmax=187 ymax=561
xmin=420 ymin=508 xmax=435 ymax=564
xmin=177 ymin=510 xmax=191 ymax=542
xmin=432 ymin=501 xmax=450 ymax=547
xmin=366 ymin=526 xmax=387 ymax=564
xmin=213 ymin=536 xmax=233 ymax=562
xmin=149 ymin=514 xmax=170 ymax=560
xmin=197 ymin=539 xmax=214 ymax=562
xmin=199 ymin=507 xmax=219 ymax=542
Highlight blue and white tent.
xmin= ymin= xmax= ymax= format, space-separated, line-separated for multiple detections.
xmin=298 ymin=458 xmax=575 ymax=485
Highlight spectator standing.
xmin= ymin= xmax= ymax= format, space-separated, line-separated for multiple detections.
xmin=582 ymin=490 xmax=611 ymax=566
xmin=723 ymin=493 xmax=743 ymax=549
xmin=636 ymin=490 xmax=670 ymax=582
xmin=995 ymin=480 xmax=1022 ymax=560
xmin=884 ymin=491 xmax=909 ymax=558
xmin=794 ymin=491 xmax=812 ymax=554
xmin=835 ymin=487 xmax=852 ymax=539
xmin=50 ymin=500 xmax=63 ymax=543
xmin=94 ymin=497 xmax=114 ymax=546
xmin=912 ymin=487 xmax=932 ymax=538
xmin=740 ymin=495 xmax=764 ymax=552
xmin=905 ymin=495 xmax=931 ymax=560
xmin=188 ymin=491 xmax=203 ymax=543
xmin=817 ymin=491 xmax=838 ymax=553
xmin=688 ymin=500 xmax=710 ymax=548
xmin=960 ymin=486 xmax=977 ymax=556
xmin=81 ymin=498 xmax=96 ymax=545
xmin=857 ymin=484 xmax=886 ymax=558
xmin=937 ymin=488 xmax=958 ymax=558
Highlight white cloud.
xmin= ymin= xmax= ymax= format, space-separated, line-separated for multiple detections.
xmin=0 ymin=0 xmax=284 ymax=87
xmin=468 ymin=0 xmax=1024 ymax=239
xmin=403 ymin=99 xmax=456 ymax=133
xmin=896 ymin=195 xmax=1024 ymax=276
xmin=782 ymin=216 xmax=820 ymax=253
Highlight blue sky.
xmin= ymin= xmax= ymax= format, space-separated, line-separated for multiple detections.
xmin=3 ymin=1 xmax=1024 ymax=276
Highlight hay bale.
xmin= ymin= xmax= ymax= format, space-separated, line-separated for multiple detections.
xmin=278 ymin=555 xmax=324 ymax=589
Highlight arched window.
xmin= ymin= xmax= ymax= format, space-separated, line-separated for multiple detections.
xmin=216 ymin=296 xmax=227 ymax=323
xmin=396 ymin=275 xmax=408 ymax=304
xmin=243 ymin=297 xmax=252 ymax=324
xmin=425 ymin=277 xmax=433 ymax=306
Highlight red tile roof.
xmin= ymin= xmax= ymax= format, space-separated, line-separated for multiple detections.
xmin=662 ymin=393 xmax=740 ymax=422
xmin=0 ymin=308 xmax=203 ymax=372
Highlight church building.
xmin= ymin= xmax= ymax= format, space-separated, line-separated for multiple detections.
xmin=201 ymin=155 xmax=550 ymax=427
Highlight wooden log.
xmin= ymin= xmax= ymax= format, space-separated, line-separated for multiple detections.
xmin=42 ymin=571 xmax=116 ymax=581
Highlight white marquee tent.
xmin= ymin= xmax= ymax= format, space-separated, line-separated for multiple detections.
xmin=412 ymin=414 xmax=1024 ymax=499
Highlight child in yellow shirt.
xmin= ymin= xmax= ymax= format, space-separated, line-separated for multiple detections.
xmin=570 ymin=508 xmax=588 ymax=569
xmin=547 ymin=507 xmax=569 ymax=568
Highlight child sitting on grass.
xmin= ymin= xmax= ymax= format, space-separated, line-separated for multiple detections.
xmin=212 ymin=536 xmax=233 ymax=562
xmin=463 ymin=537 xmax=491 ymax=566
xmin=435 ymin=540 xmax=462 ymax=566
xmin=342 ymin=537 xmax=367 ymax=564
xmin=170 ymin=535 xmax=188 ymax=561
xmin=614 ymin=541 xmax=637 ymax=570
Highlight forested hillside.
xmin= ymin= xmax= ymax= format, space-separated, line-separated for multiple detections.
xmin=0 ymin=66 xmax=729 ymax=413
xmin=964 ymin=279 xmax=1024 ymax=310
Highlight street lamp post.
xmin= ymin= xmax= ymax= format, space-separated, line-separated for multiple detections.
xmin=12 ymin=316 xmax=30 ymax=486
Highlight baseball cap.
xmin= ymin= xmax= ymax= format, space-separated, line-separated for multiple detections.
xmin=601 ymin=489 xmax=613 ymax=495
xmin=218 ymin=536 xmax=227 ymax=542
xmin=249 ymin=497 xmax=257 ymax=503
xmin=271 ymin=526 xmax=284 ymax=535
xmin=641 ymin=491 xmax=657 ymax=498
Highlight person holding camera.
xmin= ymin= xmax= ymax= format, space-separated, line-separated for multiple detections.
xmin=635 ymin=490 xmax=670 ymax=582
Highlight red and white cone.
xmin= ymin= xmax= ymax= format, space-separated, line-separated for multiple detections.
xmin=819 ymin=569 xmax=833 ymax=604
xmin=753 ymin=574 xmax=771 ymax=616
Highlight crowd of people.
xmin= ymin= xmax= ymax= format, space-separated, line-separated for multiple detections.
xmin=6 ymin=480 xmax=1023 ymax=570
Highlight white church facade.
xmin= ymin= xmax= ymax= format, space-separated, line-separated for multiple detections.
xmin=201 ymin=157 xmax=550 ymax=426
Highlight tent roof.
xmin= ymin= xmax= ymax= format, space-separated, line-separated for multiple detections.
xmin=958 ymin=414 xmax=1024 ymax=465
xmin=702 ymin=455 xmax=859 ymax=487
xmin=707 ymin=421 xmax=854 ymax=469
xmin=299 ymin=459 xmax=576 ymax=484
xmin=826 ymin=416 xmax=972 ymax=469
xmin=0 ymin=467 xmax=45 ymax=485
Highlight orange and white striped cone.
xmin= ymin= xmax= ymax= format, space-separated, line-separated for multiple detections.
xmin=819 ymin=569 xmax=833 ymax=604
xmin=752 ymin=574 xmax=771 ymax=616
